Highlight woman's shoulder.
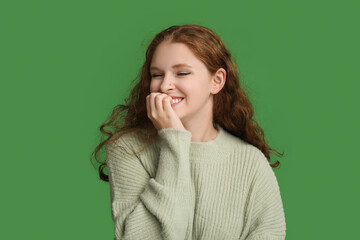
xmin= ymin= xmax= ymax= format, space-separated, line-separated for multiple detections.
xmin=221 ymin=128 xmax=268 ymax=167
xmin=227 ymin=135 xmax=275 ymax=182
xmin=234 ymin=139 xmax=275 ymax=179
xmin=221 ymin=127 xmax=261 ymax=154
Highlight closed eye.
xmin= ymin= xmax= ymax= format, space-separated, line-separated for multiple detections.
xmin=151 ymin=74 xmax=162 ymax=78
xmin=178 ymin=72 xmax=190 ymax=76
xmin=151 ymin=72 xmax=190 ymax=78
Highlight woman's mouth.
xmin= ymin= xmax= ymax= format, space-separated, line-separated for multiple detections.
xmin=171 ymin=98 xmax=184 ymax=106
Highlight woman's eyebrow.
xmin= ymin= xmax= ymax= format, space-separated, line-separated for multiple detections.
xmin=150 ymin=64 xmax=193 ymax=71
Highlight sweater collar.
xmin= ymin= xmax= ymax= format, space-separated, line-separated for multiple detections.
xmin=189 ymin=123 xmax=235 ymax=163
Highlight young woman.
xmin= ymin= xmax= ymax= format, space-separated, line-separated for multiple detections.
xmin=91 ymin=24 xmax=286 ymax=240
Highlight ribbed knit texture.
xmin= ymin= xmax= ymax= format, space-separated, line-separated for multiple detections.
xmin=106 ymin=124 xmax=286 ymax=240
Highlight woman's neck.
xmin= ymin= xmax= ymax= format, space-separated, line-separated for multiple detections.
xmin=183 ymin=120 xmax=218 ymax=143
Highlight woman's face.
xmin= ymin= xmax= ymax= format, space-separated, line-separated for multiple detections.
xmin=149 ymin=40 xmax=215 ymax=124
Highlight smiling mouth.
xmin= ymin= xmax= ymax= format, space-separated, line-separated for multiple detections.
xmin=171 ymin=98 xmax=184 ymax=105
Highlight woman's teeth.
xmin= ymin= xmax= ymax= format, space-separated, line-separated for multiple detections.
xmin=171 ymin=98 xmax=183 ymax=104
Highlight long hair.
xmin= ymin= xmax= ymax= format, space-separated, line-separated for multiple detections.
xmin=90 ymin=24 xmax=284 ymax=182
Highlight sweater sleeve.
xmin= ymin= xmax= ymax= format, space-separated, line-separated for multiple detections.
xmin=246 ymin=152 xmax=287 ymax=240
xmin=106 ymin=128 xmax=193 ymax=240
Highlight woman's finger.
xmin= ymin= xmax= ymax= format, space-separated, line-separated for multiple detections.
xmin=150 ymin=92 xmax=161 ymax=116
xmin=146 ymin=94 xmax=151 ymax=119
xmin=154 ymin=93 xmax=167 ymax=113
xmin=163 ymin=95 xmax=173 ymax=114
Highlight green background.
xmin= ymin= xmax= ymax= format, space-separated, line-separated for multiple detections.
xmin=2 ymin=0 xmax=359 ymax=239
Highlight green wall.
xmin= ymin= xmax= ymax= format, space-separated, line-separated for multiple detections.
xmin=2 ymin=0 xmax=359 ymax=239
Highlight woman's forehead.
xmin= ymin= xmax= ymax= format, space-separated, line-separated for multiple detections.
xmin=151 ymin=43 xmax=204 ymax=70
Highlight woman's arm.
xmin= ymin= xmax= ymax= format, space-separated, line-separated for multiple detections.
xmin=245 ymin=152 xmax=287 ymax=240
xmin=106 ymin=128 xmax=193 ymax=240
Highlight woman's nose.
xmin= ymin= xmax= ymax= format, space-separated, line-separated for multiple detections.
xmin=160 ymin=74 xmax=175 ymax=92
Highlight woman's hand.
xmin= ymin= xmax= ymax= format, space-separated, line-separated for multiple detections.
xmin=146 ymin=92 xmax=185 ymax=131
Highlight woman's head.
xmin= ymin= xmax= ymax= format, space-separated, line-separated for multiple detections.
xmin=91 ymin=24 xmax=283 ymax=181
xmin=149 ymin=39 xmax=226 ymax=126
xmin=142 ymin=24 xmax=241 ymax=127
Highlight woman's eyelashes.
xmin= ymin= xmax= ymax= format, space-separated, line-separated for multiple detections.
xmin=151 ymin=72 xmax=190 ymax=78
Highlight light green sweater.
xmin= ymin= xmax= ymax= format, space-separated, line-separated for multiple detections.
xmin=106 ymin=124 xmax=286 ymax=240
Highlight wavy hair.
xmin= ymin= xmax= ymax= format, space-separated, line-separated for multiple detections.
xmin=90 ymin=24 xmax=284 ymax=182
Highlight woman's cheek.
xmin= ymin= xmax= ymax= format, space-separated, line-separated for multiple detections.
xmin=149 ymin=81 xmax=158 ymax=92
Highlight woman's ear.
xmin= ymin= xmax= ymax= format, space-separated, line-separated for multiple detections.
xmin=210 ymin=68 xmax=226 ymax=94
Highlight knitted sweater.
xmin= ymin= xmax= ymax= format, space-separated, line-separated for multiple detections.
xmin=106 ymin=124 xmax=286 ymax=240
